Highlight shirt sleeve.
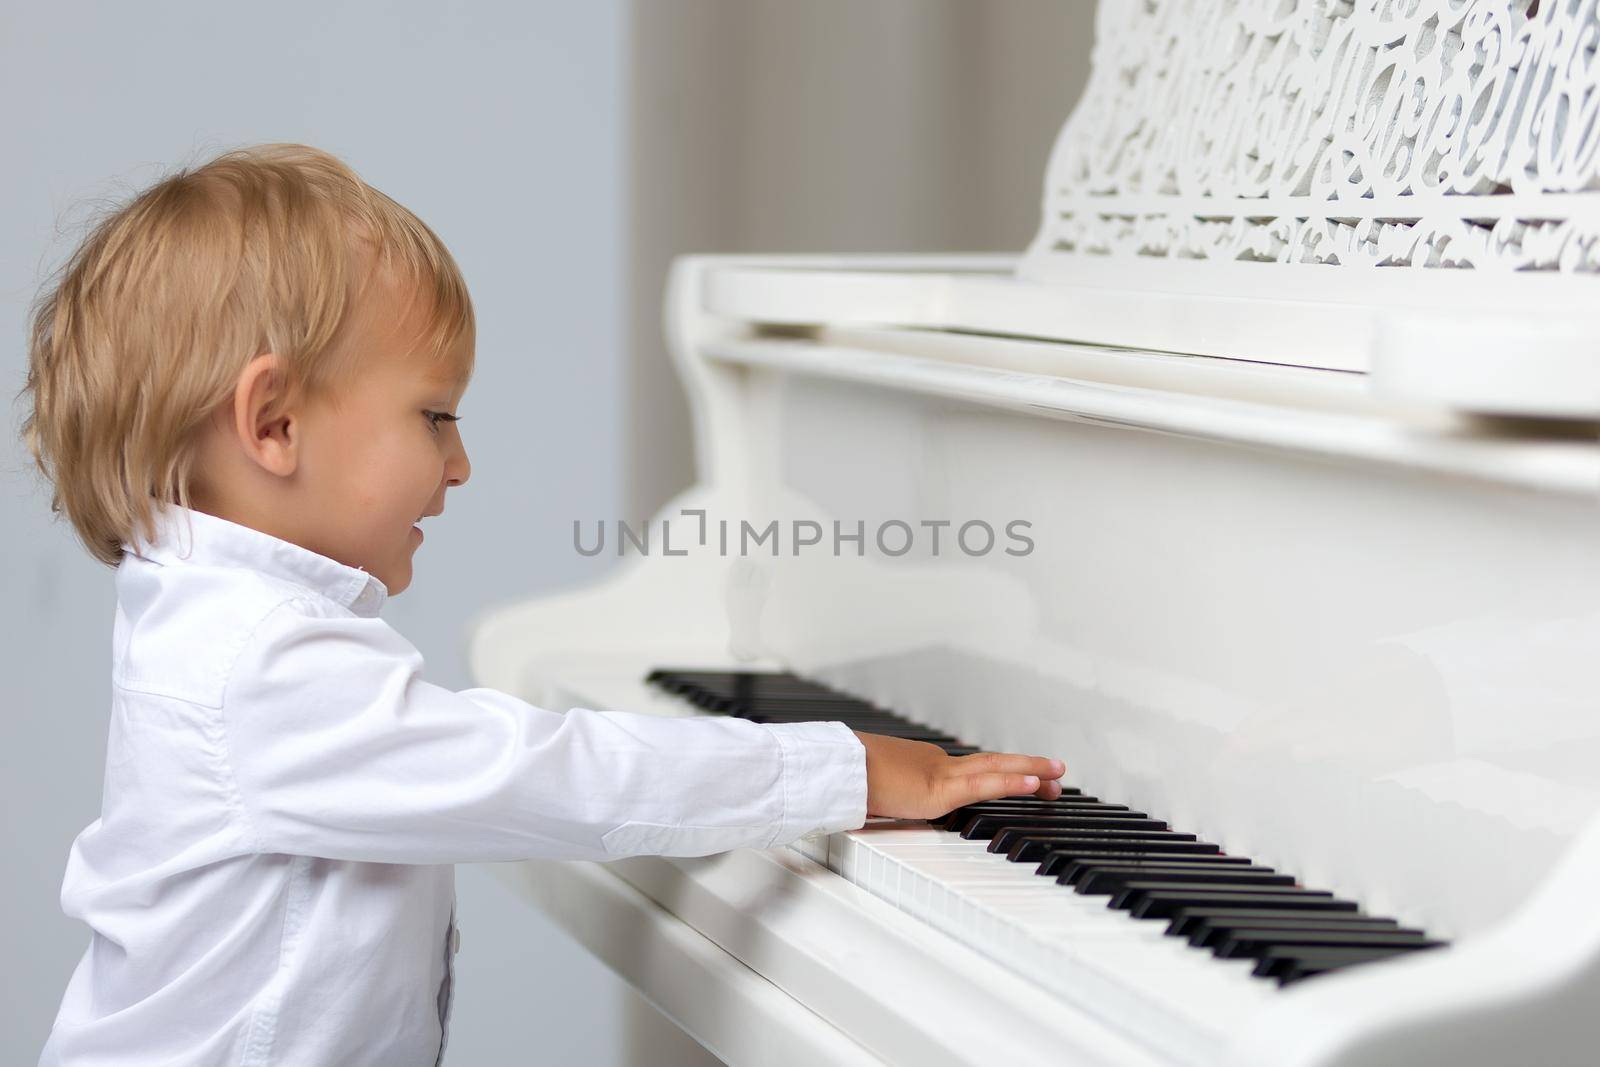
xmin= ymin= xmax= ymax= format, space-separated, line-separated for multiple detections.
xmin=218 ymin=597 xmax=867 ymax=864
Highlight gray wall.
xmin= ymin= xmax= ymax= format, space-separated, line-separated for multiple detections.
xmin=1 ymin=1 xmax=1094 ymax=1063
xmin=623 ymin=0 xmax=1094 ymax=522
xmin=0 ymin=3 xmax=660 ymax=1064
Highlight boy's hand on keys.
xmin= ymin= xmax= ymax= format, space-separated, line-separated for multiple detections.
xmin=852 ymin=732 xmax=1066 ymax=820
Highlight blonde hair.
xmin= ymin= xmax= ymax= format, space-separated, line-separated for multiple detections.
xmin=19 ymin=143 xmax=475 ymax=566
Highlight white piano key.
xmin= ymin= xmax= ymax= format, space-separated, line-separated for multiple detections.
xmin=824 ymin=821 xmax=1273 ymax=1062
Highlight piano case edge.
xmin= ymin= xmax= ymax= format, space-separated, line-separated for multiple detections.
xmin=487 ymin=847 xmax=1173 ymax=1067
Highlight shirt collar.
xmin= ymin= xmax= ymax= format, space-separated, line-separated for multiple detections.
xmin=123 ymin=504 xmax=389 ymax=617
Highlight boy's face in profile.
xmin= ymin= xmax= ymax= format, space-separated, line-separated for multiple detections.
xmin=305 ymin=279 xmax=467 ymax=598
xmin=296 ymin=274 xmax=473 ymax=595
xmin=201 ymin=270 xmax=472 ymax=597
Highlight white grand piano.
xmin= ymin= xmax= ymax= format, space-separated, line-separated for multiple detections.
xmin=470 ymin=2 xmax=1600 ymax=1063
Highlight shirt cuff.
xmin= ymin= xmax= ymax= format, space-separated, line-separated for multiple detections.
xmin=765 ymin=720 xmax=867 ymax=846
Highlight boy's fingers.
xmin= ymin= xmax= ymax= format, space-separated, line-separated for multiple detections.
xmin=957 ymin=772 xmax=1045 ymax=805
xmin=961 ymin=752 xmax=1066 ymax=780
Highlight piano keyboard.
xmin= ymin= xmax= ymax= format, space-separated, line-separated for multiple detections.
xmin=646 ymin=668 xmax=1446 ymax=989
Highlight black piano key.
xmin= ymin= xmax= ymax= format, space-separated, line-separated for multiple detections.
xmin=1216 ymin=928 xmax=1440 ymax=960
xmin=717 ymin=704 xmax=908 ymax=716
xmin=938 ymin=797 xmax=1117 ymax=818
xmin=1193 ymin=919 xmax=1406 ymax=949
xmin=733 ymin=702 xmax=882 ymax=715
xmin=936 ymin=795 xmax=1097 ymax=822
xmin=1166 ymin=907 xmax=1387 ymax=939
xmin=949 ymin=798 xmax=1118 ymax=813
xmin=653 ymin=674 xmax=862 ymax=699
xmin=1013 ymin=835 xmax=1215 ymax=864
xmin=1120 ymin=888 xmax=1350 ymax=919
xmin=729 ymin=707 xmax=902 ymax=720
xmin=952 ymin=793 xmax=1095 ymax=806
xmin=970 ymin=789 xmax=1088 ymax=800
xmin=650 ymin=668 xmax=1002 ymax=760
xmin=960 ymin=815 xmax=1168 ymax=840
xmin=712 ymin=685 xmax=870 ymax=696
xmin=743 ymin=717 xmax=952 ymax=735
xmin=747 ymin=723 xmax=960 ymax=744
xmin=658 ymin=675 xmax=814 ymax=694
xmin=1073 ymin=865 xmax=1292 ymax=896
xmin=938 ymin=810 xmax=1130 ymax=832
xmin=1197 ymin=921 xmax=1406 ymax=949
xmin=1110 ymin=881 xmax=1311 ymax=901
xmin=726 ymin=707 xmax=902 ymax=720
xmin=989 ymin=827 xmax=1199 ymax=857
xmin=727 ymin=709 xmax=953 ymax=733
xmin=1058 ymin=858 xmax=1261 ymax=886
xmin=659 ymin=672 xmax=952 ymax=735
xmin=712 ymin=684 xmax=831 ymax=694
xmin=932 ymin=802 xmax=1128 ymax=830
xmin=1024 ymin=838 xmax=1221 ymax=866
xmin=1037 ymin=849 xmax=1245 ymax=878
xmin=744 ymin=711 xmax=911 ymax=723
xmin=719 ymin=694 xmax=878 ymax=705
xmin=743 ymin=708 xmax=894 ymax=718
xmin=728 ymin=699 xmax=858 ymax=710
xmin=945 ymin=795 xmax=1105 ymax=814
xmin=1254 ymin=944 xmax=1438 ymax=984
xmin=721 ymin=694 xmax=886 ymax=705
xmin=738 ymin=697 xmax=874 ymax=706
xmin=940 ymin=796 xmax=1107 ymax=812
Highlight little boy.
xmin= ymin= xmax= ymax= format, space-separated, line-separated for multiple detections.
xmin=21 ymin=144 xmax=1065 ymax=1066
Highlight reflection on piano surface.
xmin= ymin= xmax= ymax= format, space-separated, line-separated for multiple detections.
xmin=473 ymin=1 xmax=1600 ymax=1062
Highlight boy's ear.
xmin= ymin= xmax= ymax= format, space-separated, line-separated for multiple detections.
xmin=232 ymin=353 xmax=300 ymax=478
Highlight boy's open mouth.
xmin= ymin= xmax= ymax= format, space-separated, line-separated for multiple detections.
xmin=412 ymin=509 xmax=441 ymax=541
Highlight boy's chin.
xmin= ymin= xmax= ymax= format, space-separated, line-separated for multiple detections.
xmin=370 ymin=553 xmax=412 ymax=596
xmin=385 ymin=563 xmax=412 ymax=596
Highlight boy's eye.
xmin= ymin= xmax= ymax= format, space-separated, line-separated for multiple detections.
xmin=423 ymin=410 xmax=460 ymax=435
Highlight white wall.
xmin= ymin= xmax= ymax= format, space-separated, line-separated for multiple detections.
xmin=0 ymin=3 xmax=682 ymax=1063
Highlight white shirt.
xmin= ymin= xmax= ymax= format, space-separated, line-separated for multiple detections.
xmin=41 ymin=505 xmax=866 ymax=1066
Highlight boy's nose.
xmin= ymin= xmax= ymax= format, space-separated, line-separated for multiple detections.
xmin=446 ymin=440 xmax=471 ymax=488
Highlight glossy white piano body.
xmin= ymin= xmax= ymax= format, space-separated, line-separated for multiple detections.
xmin=471 ymin=3 xmax=1600 ymax=1062
xmin=470 ymin=252 xmax=1600 ymax=1066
